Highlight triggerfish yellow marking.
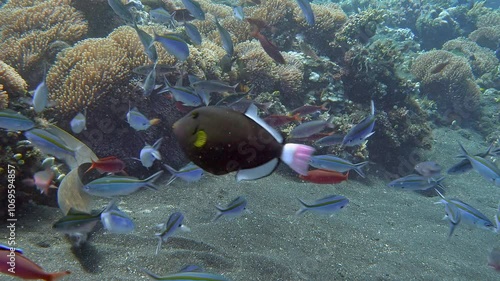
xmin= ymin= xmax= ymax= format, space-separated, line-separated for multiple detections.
xmin=172 ymin=104 xmax=315 ymax=181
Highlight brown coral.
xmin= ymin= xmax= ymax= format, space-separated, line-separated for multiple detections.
xmin=0 ymin=60 xmax=28 ymax=98
xmin=468 ymin=26 xmax=500 ymax=50
xmin=0 ymin=0 xmax=88 ymax=82
xmin=411 ymin=50 xmax=480 ymax=120
xmin=442 ymin=37 xmax=499 ymax=77
xmin=0 ymin=84 xmax=8 ymax=110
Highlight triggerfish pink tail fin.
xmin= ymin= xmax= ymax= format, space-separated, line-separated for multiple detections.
xmin=281 ymin=143 xmax=315 ymax=176
xmin=45 ymin=270 xmax=71 ymax=281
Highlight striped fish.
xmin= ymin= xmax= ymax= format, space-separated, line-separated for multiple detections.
xmin=458 ymin=143 xmax=500 ymax=186
xmin=213 ymin=196 xmax=248 ymax=221
xmin=342 ymin=100 xmax=375 ymax=147
xmin=296 ymin=194 xmax=349 ymax=215
xmin=83 ymin=171 xmax=163 ymax=197
xmin=0 ymin=109 xmax=35 ymax=131
xmin=387 ymin=174 xmax=445 ymax=191
xmin=24 ymin=128 xmax=76 ymax=160
xmin=309 ymin=155 xmax=368 ymax=178
xmin=155 ymin=212 xmax=190 ymax=255
xmin=143 ymin=269 xmax=229 ymax=281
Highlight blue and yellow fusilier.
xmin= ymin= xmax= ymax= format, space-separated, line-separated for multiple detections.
xmin=142 ymin=269 xmax=230 ymax=281
xmin=342 ymin=100 xmax=376 ymax=147
xmin=83 ymin=170 xmax=164 ymax=197
xmin=296 ymin=195 xmax=349 ymax=215
xmin=213 ymin=196 xmax=248 ymax=221
xmin=24 ymin=128 xmax=76 ymax=160
xmin=163 ymin=162 xmax=203 ymax=185
xmin=154 ymin=32 xmax=190 ymax=62
xmin=155 ymin=212 xmax=190 ymax=255
xmin=0 ymin=109 xmax=35 ymax=131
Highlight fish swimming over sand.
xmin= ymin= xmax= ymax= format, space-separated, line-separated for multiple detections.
xmin=83 ymin=170 xmax=163 ymax=197
xmin=296 ymin=194 xmax=349 ymax=215
xmin=213 ymin=196 xmax=248 ymax=221
xmin=172 ymin=104 xmax=315 ymax=181
xmin=155 ymin=212 xmax=190 ymax=255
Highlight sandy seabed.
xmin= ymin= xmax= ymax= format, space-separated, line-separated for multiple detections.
xmin=2 ymin=127 xmax=500 ymax=281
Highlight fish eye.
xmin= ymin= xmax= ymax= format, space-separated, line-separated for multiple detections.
xmin=192 ymin=125 xmax=199 ymax=135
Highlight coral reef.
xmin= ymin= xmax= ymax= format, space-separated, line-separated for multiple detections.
xmin=468 ymin=26 xmax=500 ymax=50
xmin=0 ymin=60 xmax=28 ymax=99
xmin=331 ymin=9 xmax=384 ymax=50
xmin=411 ymin=50 xmax=481 ymax=123
xmin=415 ymin=7 xmax=461 ymax=50
xmin=0 ymin=0 xmax=88 ymax=85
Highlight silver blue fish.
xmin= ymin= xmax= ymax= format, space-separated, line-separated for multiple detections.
xmin=435 ymin=190 xmax=495 ymax=238
xmin=342 ymin=100 xmax=375 ymax=146
xmin=181 ymin=0 xmax=205 ymax=20
xmin=160 ymin=83 xmax=202 ymax=107
xmin=289 ymin=119 xmax=332 ymax=139
xmin=233 ymin=6 xmax=244 ymax=21
xmin=32 ymin=80 xmax=49 ymax=113
xmin=108 ymin=0 xmax=134 ymax=23
xmin=296 ymin=195 xmax=349 ymax=215
xmin=184 ymin=22 xmax=202 ymax=46
xmin=179 ymin=264 xmax=204 ymax=272
xmin=387 ymin=174 xmax=445 ymax=191
xmin=0 ymin=109 xmax=35 ymax=131
xmin=155 ymin=212 xmax=190 ymax=255
xmin=192 ymin=80 xmax=237 ymax=106
xmin=149 ymin=7 xmax=174 ymax=24
xmin=140 ymin=137 xmax=163 ymax=168
xmin=295 ymin=0 xmax=315 ymax=25
xmin=164 ymin=162 xmax=203 ymax=185
xmin=214 ymin=17 xmax=234 ymax=57
xmin=458 ymin=143 xmax=500 ymax=186
xmin=134 ymin=25 xmax=158 ymax=63
xmin=83 ymin=170 xmax=163 ymax=197
xmin=447 ymin=145 xmax=494 ymax=175
xmin=143 ymin=269 xmax=229 ymax=281
xmin=70 ymin=110 xmax=86 ymax=134
xmin=53 ymin=208 xmax=102 ymax=235
xmin=154 ymin=32 xmax=190 ymax=61
xmin=213 ymin=196 xmax=248 ymax=221
xmin=309 ymin=155 xmax=368 ymax=177
xmin=127 ymin=107 xmax=160 ymax=131
xmin=24 ymin=128 xmax=76 ymax=160
xmin=141 ymin=63 xmax=157 ymax=96
xmin=314 ymin=134 xmax=344 ymax=147
xmin=101 ymin=200 xmax=135 ymax=234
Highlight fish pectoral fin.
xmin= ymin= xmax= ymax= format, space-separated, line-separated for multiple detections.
xmin=236 ymin=158 xmax=279 ymax=181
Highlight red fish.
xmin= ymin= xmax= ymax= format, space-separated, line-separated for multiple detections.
xmin=251 ymin=30 xmax=285 ymax=64
xmin=264 ymin=113 xmax=301 ymax=127
xmin=0 ymin=247 xmax=70 ymax=280
xmin=299 ymin=169 xmax=349 ymax=184
xmin=85 ymin=156 xmax=126 ymax=174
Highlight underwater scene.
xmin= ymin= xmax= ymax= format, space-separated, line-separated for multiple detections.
xmin=0 ymin=0 xmax=500 ymax=280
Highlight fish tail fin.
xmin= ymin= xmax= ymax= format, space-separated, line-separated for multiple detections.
xmin=457 ymin=142 xmax=469 ymax=157
xmin=353 ymin=161 xmax=368 ymax=178
xmin=295 ymin=198 xmax=308 ymax=215
xmin=281 ymin=143 xmax=315 ymax=176
xmin=142 ymin=268 xmax=162 ymax=280
xmin=84 ymin=160 xmax=96 ymax=174
xmin=155 ymin=235 xmax=163 ymax=255
xmin=149 ymin=118 xmax=161 ymax=126
xmin=46 ymin=270 xmax=71 ymax=281
xmin=144 ymin=171 xmax=164 ymax=189
xmin=370 ymin=100 xmax=375 ymax=115
xmin=212 ymin=206 xmax=224 ymax=222
xmin=163 ymin=163 xmax=178 ymax=175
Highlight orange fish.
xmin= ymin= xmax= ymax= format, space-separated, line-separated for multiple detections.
xmin=264 ymin=113 xmax=301 ymax=127
xmin=251 ymin=30 xmax=285 ymax=64
xmin=299 ymin=169 xmax=349 ymax=184
xmin=0 ymin=247 xmax=70 ymax=281
xmin=85 ymin=156 xmax=126 ymax=174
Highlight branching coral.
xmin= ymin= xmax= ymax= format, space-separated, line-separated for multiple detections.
xmin=0 ymin=0 xmax=87 ymax=82
xmin=0 ymin=60 xmax=28 ymax=98
xmin=235 ymin=41 xmax=279 ymax=93
xmin=442 ymin=37 xmax=498 ymax=77
xmin=275 ymin=53 xmax=304 ymax=96
xmin=411 ymin=50 xmax=480 ymax=120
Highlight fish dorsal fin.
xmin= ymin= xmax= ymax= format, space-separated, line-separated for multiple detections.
xmin=236 ymin=158 xmax=279 ymax=181
xmin=244 ymin=103 xmax=283 ymax=143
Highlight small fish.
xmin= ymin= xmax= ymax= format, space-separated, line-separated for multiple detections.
xmin=24 ymin=128 xmax=76 ymax=160
xmin=101 ymin=200 xmax=135 ymax=234
xmin=85 ymin=156 xmax=126 ymax=174
xmin=127 ymin=107 xmax=160 ymax=131
xmin=155 ymin=212 xmax=190 ymax=255
xmin=414 ymin=161 xmax=442 ymax=178
xmin=290 ymin=103 xmax=328 ymax=116
xmin=172 ymin=104 xmax=315 ymax=181
xmin=299 ymin=169 xmax=349 ymax=184
xmin=264 ymin=113 xmax=301 ymax=127
xmin=172 ymin=8 xmax=196 ymax=22
xmin=309 ymin=155 xmax=368 ymax=178
xmin=213 ymin=196 xmax=248 ymax=221
xmin=83 ymin=170 xmax=163 ymax=197
xmin=150 ymin=7 xmax=174 ymax=25
xmin=134 ymin=25 xmax=158 ymax=63
xmin=161 ymin=83 xmax=202 ymax=107
xmin=0 ymin=109 xmax=35 ymax=131
xmin=192 ymin=80 xmax=238 ymax=105
xmin=179 ymin=264 xmax=204 ymax=272
xmin=296 ymin=195 xmax=349 ymax=215
xmin=289 ymin=119 xmax=333 ymax=139
xmin=342 ymin=100 xmax=375 ymax=146
xmin=154 ymin=32 xmax=190 ymax=61
xmin=23 ymin=168 xmax=57 ymax=195
xmin=164 ymin=162 xmax=203 ymax=185
xmin=70 ymin=110 xmax=86 ymax=134
xmin=458 ymin=143 xmax=500 ymax=186
xmin=387 ymin=174 xmax=445 ymax=191
xmin=184 ymin=22 xmax=202 ymax=46
xmin=32 ymin=80 xmax=49 ymax=113
xmin=488 ymin=247 xmax=500 ymax=271
xmin=0 ymin=246 xmax=70 ymax=281
xmin=251 ymin=30 xmax=285 ymax=64
xmin=447 ymin=145 xmax=494 ymax=175
xmin=435 ymin=190 xmax=495 ymax=238
xmin=140 ymin=137 xmax=163 ymax=168
xmin=181 ymin=0 xmax=205 ymax=20
xmin=108 ymin=0 xmax=134 ymax=23
xmin=141 ymin=63 xmax=157 ymax=96
xmin=215 ymin=17 xmax=234 ymax=57
xmin=295 ymin=0 xmax=315 ymax=25
xmin=143 ymin=269 xmax=228 ymax=281
xmin=314 ymin=134 xmax=344 ymax=147
xmin=233 ymin=6 xmax=245 ymax=21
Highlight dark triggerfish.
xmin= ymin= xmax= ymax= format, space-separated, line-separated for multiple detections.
xmin=173 ymin=104 xmax=315 ymax=181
